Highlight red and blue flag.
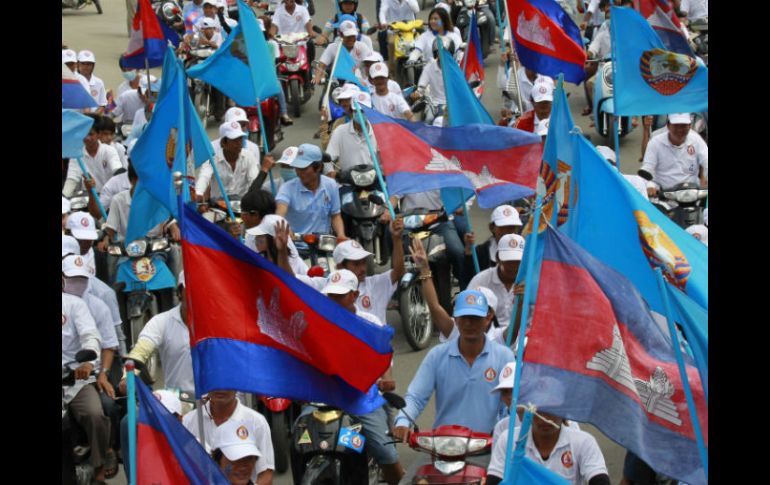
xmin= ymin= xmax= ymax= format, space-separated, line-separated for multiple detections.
xmin=62 ymin=65 xmax=97 ymax=110
xmin=636 ymin=0 xmax=693 ymax=55
xmin=506 ymin=0 xmax=586 ymax=84
xmin=136 ymin=379 xmax=229 ymax=484
xmin=521 ymin=227 xmax=707 ymax=485
xmin=123 ymin=0 xmax=180 ymax=69
xmin=363 ymin=107 xmax=542 ymax=208
xmin=179 ymin=200 xmax=393 ymax=415
xmin=463 ymin=13 xmax=485 ymax=96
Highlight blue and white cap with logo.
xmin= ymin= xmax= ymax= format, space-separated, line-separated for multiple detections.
xmin=453 ymin=289 xmax=489 ymax=318
xmin=290 ymin=143 xmax=323 ymax=169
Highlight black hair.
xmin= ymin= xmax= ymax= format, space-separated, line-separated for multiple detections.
xmin=241 ymin=189 xmax=276 ymax=215
xmin=599 ymin=0 xmax=610 ymax=9
xmin=99 ymin=116 xmax=116 ymax=133
xmin=211 ymin=448 xmax=224 ymax=464
xmin=85 ymin=113 xmax=102 ymax=133
xmin=310 ymin=161 xmax=324 ymax=172
xmin=428 ymin=7 xmax=454 ymax=32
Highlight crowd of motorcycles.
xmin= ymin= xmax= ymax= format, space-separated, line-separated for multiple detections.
xmin=63 ymin=1 xmax=707 ymax=484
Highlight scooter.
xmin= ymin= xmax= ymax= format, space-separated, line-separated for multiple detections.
xmin=289 ymin=403 xmax=379 ymax=485
xmin=243 ymin=99 xmax=284 ymax=152
xmin=396 ymin=209 xmax=451 ymax=351
xmin=62 ymin=349 xmax=99 ymax=485
xmin=592 ymin=58 xmax=634 ymax=148
xmin=276 ymin=32 xmax=314 ymax=118
xmin=62 ymin=0 xmax=102 ymax=14
xmin=410 ymin=89 xmax=445 ymax=126
xmin=651 ymin=182 xmax=708 ymax=229
xmin=256 ymin=396 xmax=301 ymax=474
xmin=339 ymin=164 xmax=389 ymax=276
xmin=390 ymin=20 xmax=425 ymax=85
xmin=454 ymin=0 xmax=495 ymax=59
xmin=292 ymin=232 xmax=337 ymax=276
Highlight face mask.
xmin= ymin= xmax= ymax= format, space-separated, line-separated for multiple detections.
xmin=280 ymin=167 xmax=297 ymax=181
xmin=64 ymin=278 xmax=89 ymax=298
xmin=122 ymin=71 xmax=137 ymax=82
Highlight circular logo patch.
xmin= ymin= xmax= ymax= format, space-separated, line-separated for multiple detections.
xmin=330 ymin=272 xmax=342 ymax=283
xmin=236 ymin=425 xmax=249 ymax=440
xmin=502 ymin=365 xmax=513 ymax=379
xmin=503 ymin=207 xmax=513 ymax=217
xmin=687 ymin=145 xmax=695 ymax=156
xmin=91 ymin=89 xmax=98 ymax=97
xmin=350 ymin=240 xmax=361 ymax=249
xmin=132 ymin=257 xmax=156 ymax=282
xmin=319 ymin=440 xmax=329 ymax=450
xmin=81 ymin=217 xmax=90 ymax=227
xmin=509 ymin=238 xmax=519 ymax=248
xmin=351 ymin=435 xmax=363 ymax=448
xmin=465 ymin=294 xmax=476 ymax=305
xmin=231 ymin=121 xmax=240 ymax=129
xmin=484 ymin=367 xmax=497 ymax=382
xmin=74 ymin=256 xmax=84 ymax=267
xmin=361 ymin=295 xmax=371 ymax=308
xmin=561 ymin=450 xmax=573 ymax=468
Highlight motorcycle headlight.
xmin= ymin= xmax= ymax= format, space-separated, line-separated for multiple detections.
xmin=351 ymin=169 xmax=376 ymax=187
xmin=318 ymin=235 xmax=337 ymax=252
xmin=433 ymin=436 xmax=468 ymax=457
xmin=674 ymin=189 xmax=699 ymax=203
xmin=151 ymin=238 xmax=169 ymax=252
xmin=283 ymin=45 xmax=299 ymax=58
xmin=126 ymin=240 xmax=148 ymax=257
xmin=601 ymin=63 xmax=614 ymax=89
xmin=467 ymin=437 xmax=490 ymax=453
xmin=416 ymin=436 xmax=434 ymax=452
xmin=404 ymin=215 xmax=425 ymax=229
xmin=229 ymin=200 xmax=242 ymax=214
xmin=286 ymin=62 xmax=301 ymax=72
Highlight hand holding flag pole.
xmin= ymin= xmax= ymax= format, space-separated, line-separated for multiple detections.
xmin=352 ymin=101 xmax=396 ymax=220
xmin=75 ymin=158 xmax=108 ymax=221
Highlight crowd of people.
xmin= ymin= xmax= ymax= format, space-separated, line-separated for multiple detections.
xmin=63 ymin=0 xmax=708 ymax=483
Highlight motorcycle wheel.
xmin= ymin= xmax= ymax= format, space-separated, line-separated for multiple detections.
xmin=93 ymin=0 xmax=102 ymax=14
xmin=289 ymin=79 xmax=301 ymax=118
xmin=399 ymin=282 xmax=433 ymax=350
xmin=269 ymin=411 xmax=290 ymax=473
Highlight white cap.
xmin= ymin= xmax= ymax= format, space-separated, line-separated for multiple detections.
xmin=220 ymin=120 xmax=246 ymax=140
xmin=363 ymin=51 xmax=385 ymax=63
xmin=77 ymin=50 xmax=96 ymax=63
xmin=153 ymin=389 xmax=183 ymax=416
xmin=211 ymin=420 xmax=262 ymax=461
xmin=322 ymin=269 xmax=359 ymax=295
xmin=335 ymin=83 xmax=361 ymax=100
xmin=339 ymin=20 xmax=358 ymax=37
xmin=277 ymin=146 xmax=299 ymax=165
xmin=246 ymin=214 xmax=287 ymax=237
xmin=686 ymin=224 xmax=708 ymax=246
xmin=62 ymin=49 xmax=77 ymax=64
xmin=476 ymin=286 xmax=498 ymax=313
xmin=497 ymin=234 xmax=525 ymax=262
xmin=225 ymin=107 xmax=248 ymax=124
xmin=202 ymin=0 xmax=218 ymax=6
xmin=62 ymin=196 xmax=71 ymax=215
xmin=353 ymin=91 xmax=372 ymax=108
xmin=139 ymin=74 xmax=160 ymax=93
xmin=532 ymin=79 xmax=554 ymax=103
xmin=668 ymin=113 xmax=692 ymax=125
xmin=535 ymin=118 xmax=550 ymax=136
xmin=62 ymin=254 xmax=91 ymax=278
xmin=62 ymin=234 xmax=81 ymax=257
xmin=596 ymin=145 xmax=616 ymax=164
xmin=491 ymin=361 xmax=516 ymax=392
xmin=491 ymin=205 xmax=522 ymax=227
xmin=332 ymin=240 xmax=373 ymax=264
xmin=66 ymin=213 xmax=98 ymax=240
xmin=200 ymin=16 xmax=218 ymax=29
xmin=369 ymin=62 xmax=389 ymax=78
xmin=177 ymin=270 xmax=185 ymax=288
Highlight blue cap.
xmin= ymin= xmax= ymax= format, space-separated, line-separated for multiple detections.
xmin=453 ymin=289 xmax=489 ymax=318
xmin=291 ymin=143 xmax=323 ymax=169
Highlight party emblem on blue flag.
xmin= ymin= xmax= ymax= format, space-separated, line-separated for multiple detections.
xmin=640 ymin=49 xmax=699 ymax=96
xmin=634 ymin=211 xmax=691 ymax=290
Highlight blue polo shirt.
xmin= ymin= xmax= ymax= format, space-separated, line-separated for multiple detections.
xmin=276 ymin=175 xmax=341 ymax=235
xmin=395 ymin=336 xmax=515 ymax=433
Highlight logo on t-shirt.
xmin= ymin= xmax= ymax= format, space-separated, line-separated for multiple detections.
xmin=484 ymin=367 xmax=497 ymax=382
xmin=361 ymin=295 xmax=371 ymax=308
xmin=561 ymin=450 xmax=574 ymax=468
xmin=91 ymin=89 xmax=98 ymax=97
xmin=389 ymin=102 xmax=395 ymax=112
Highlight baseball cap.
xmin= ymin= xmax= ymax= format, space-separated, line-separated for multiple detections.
xmin=211 ymin=420 xmax=262 ymax=462
xmin=668 ymin=113 xmax=692 ymax=125
xmin=202 ymin=0 xmax=218 ymax=6
xmin=62 ymin=234 xmax=81 ymax=257
xmin=596 ymin=145 xmax=616 ymax=165
xmin=369 ymin=62 xmax=389 ymax=79
xmin=491 ymin=205 xmax=522 ymax=227
xmin=62 ymin=254 xmax=91 ymax=278
xmin=364 ymin=51 xmax=385 ymax=63
xmin=335 ymin=83 xmax=361 ymax=101
xmin=476 ymin=287 xmax=498 ymax=313
xmin=200 ymin=17 xmax=218 ymax=29
xmin=225 ymin=107 xmax=248 ymax=124
xmin=290 ymin=143 xmax=323 ymax=169
xmin=453 ymin=289 xmax=489 ymax=318
xmin=138 ymin=74 xmax=160 ymax=93
xmin=66 ymin=213 xmax=99 ymax=240
xmin=340 ymin=20 xmax=358 ymax=37
xmin=177 ymin=270 xmax=185 ymax=288
xmin=77 ymin=50 xmax=96 ymax=63
xmin=497 ymin=234 xmax=525 ymax=262
xmin=245 ymin=214 xmax=287 ymax=237
xmin=535 ymin=118 xmax=550 ymax=136
xmin=352 ymin=90 xmax=372 ymax=108
xmin=62 ymin=196 xmax=71 ymax=215
xmin=491 ymin=361 xmax=516 ymax=392
xmin=686 ymin=224 xmax=708 ymax=246
xmin=220 ymin=120 xmax=246 ymax=140
xmin=62 ymin=49 xmax=77 ymax=64
xmin=532 ymin=80 xmax=554 ymax=103
xmin=332 ymin=240 xmax=373 ymax=264
xmin=153 ymin=389 xmax=183 ymax=416
xmin=322 ymin=269 xmax=360 ymax=295
xmin=277 ymin=146 xmax=299 ymax=166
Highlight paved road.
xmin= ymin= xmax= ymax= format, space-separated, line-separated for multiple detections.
xmin=64 ymin=1 xmax=641 ymax=483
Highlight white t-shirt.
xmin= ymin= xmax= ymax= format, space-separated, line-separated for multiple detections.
xmin=273 ymin=4 xmax=311 ymax=36
xmin=83 ymin=292 xmax=120 ymax=350
xmin=488 ymin=425 xmax=608 ymax=484
xmin=372 ymin=91 xmax=412 ymax=119
xmin=623 ymin=174 xmax=649 ymax=200
xmin=183 ymin=398 xmax=275 ymax=480
xmin=112 ymin=89 xmax=145 ymax=123
xmin=62 ymin=292 xmax=101 ymax=369
xmin=400 ymin=190 xmax=443 ymax=212
xmin=64 ymin=142 xmax=123 ymax=196
xmin=641 ymin=130 xmax=708 ymax=189
xmin=414 ymin=30 xmax=463 ymax=62
xmin=326 ymin=121 xmax=377 ymax=172
xmin=104 ymin=189 xmax=164 ymax=241
xmin=680 ymin=0 xmax=708 ymax=21
xmin=87 ymin=276 xmax=122 ymax=327
xmin=83 ymin=74 xmax=108 ymax=107
xmin=110 ymin=141 xmax=128 ymax=169
xmin=417 ymin=60 xmax=446 ymax=105
xmin=588 ymin=22 xmax=611 ymax=60
xmin=319 ymin=41 xmax=373 ymax=67
xmin=100 ymin=172 xmax=131 ymax=211
xmin=379 ymin=0 xmax=420 ymax=25
xmin=195 ymin=151 xmax=261 ymax=199
xmin=586 ymin=0 xmax=605 ymax=27
xmin=356 ymin=271 xmax=397 ymax=325
xmin=136 ymin=305 xmax=195 ymax=392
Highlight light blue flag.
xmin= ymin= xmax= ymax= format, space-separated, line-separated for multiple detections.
xmin=438 ymin=40 xmax=494 ymax=126
xmin=187 ymin=0 xmax=281 ymax=106
xmin=333 ymin=45 xmax=369 ymax=92
xmin=611 ymin=6 xmax=708 ymax=115
xmin=125 ymin=183 xmax=172 ymax=244
xmin=665 ymin=282 xmax=708 ymax=399
xmin=62 ymin=109 xmax=95 ymax=158
xmin=564 ymin=134 xmax=708 ymax=317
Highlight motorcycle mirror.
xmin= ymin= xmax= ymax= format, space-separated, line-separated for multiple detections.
xmin=307 ymin=266 xmax=326 ymax=278
xmin=368 ymin=193 xmax=385 ymax=206
xmin=469 ymin=80 xmax=482 ymax=89
xmin=75 ymin=349 xmax=98 ymax=363
xmin=365 ymin=26 xmax=378 ymax=35
xmin=637 ymin=169 xmax=653 ymax=181
xmin=382 ymin=392 xmax=406 ymax=409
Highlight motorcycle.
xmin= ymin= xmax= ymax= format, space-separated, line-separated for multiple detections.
xmin=410 ymin=89 xmax=445 ymax=126
xmin=289 ymin=403 xmax=379 ymax=485
xmin=454 ymin=0 xmax=495 ymax=59
xmin=62 ymin=349 xmax=99 ymax=485
xmin=276 ymin=32 xmax=314 ymax=118
xmin=592 ymin=58 xmax=634 ymax=148
xmin=255 ymin=396 xmax=302 ymax=474
xmin=184 ymin=44 xmax=218 ymax=126
xmin=292 ymin=232 xmax=337 ymax=276
xmin=243 ymin=99 xmax=284 ymax=152
xmin=397 ymin=209 xmax=452 ymax=351
xmin=67 ymin=191 xmax=90 ymax=213
xmin=384 ymin=393 xmax=493 ymax=484
xmin=390 ymin=20 xmax=425 ymax=85
xmin=651 ymin=182 xmax=708 ymax=229
xmin=153 ymin=0 xmax=184 ymax=35
xmin=339 ymin=165 xmax=389 ymax=276
xmin=62 ymin=0 xmax=102 ymax=15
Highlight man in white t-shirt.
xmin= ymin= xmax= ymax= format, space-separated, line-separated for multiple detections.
xmin=77 ymin=50 xmax=108 ymax=114
xmin=361 ymin=51 xmax=402 ymax=94
xmin=112 ymin=75 xmax=159 ymax=124
xmin=63 ymin=49 xmax=93 ymax=106
xmin=370 ymin=62 xmax=413 ymax=121
xmin=326 ymin=84 xmax=377 ymax=174
xmin=467 ymin=234 xmax=525 ymax=328
xmin=63 ymin=114 xmax=123 ymax=197
xmin=314 ymin=21 xmax=372 ymax=85
xmin=273 ymin=0 xmax=317 ymax=61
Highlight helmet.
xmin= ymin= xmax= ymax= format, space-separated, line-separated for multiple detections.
xmin=432 ymin=37 xmax=456 ymax=58
xmin=338 ymin=0 xmax=358 ymax=8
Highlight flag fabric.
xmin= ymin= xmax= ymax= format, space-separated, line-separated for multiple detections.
xmin=363 ymin=107 xmax=541 ymax=208
xmin=439 ymin=39 xmax=494 ymax=127
xmin=187 ymin=0 xmax=281 ymax=106
xmin=664 ymin=283 xmax=708 ymax=399
xmin=611 ymin=6 xmax=707 ymax=116
xmin=463 ymin=13 xmax=485 ymax=96
xmin=564 ymin=115 xmax=708 ymax=314
xmin=505 ymin=0 xmax=586 ymax=84
xmin=179 ymin=200 xmax=394 ymax=415
xmin=123 ymin=0 xmax=178 ymax=69
xmin=332 ymin=44 xmax=369 ymax=92
xmin=136 ymin=379 xmax=229 ymax=484
xmin=521 ymin=227 xmax=707 ymax=485
xmin=62 ymin=65 xmax=98 ymax=109
xmin=635 ymin=0 xmax=693 ymax=55
xmin=62 ymin=109 xmax=95 ymax=158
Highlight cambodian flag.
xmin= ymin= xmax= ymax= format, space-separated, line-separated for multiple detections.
xmin=62 ymin=65 xmax=97 ymax=110
xmin=179 ymin=199 xmax=394 ymax=415
xmin=136 ymin=379 xmax=229 ymax=484
xmin=363 ymin=107 xmax=542 ymax=208
xmin=463 ymin=12 xmax=485 ymax=96
xmin=522 ymin=227 xmax=707 ymax=485
xmin=123 ymin=0 xmax=180 ymax=69
xmin=636 ymin=0 xmax=693 ymax=55
xmin=506 ymin=0 xmax=586 ymax=84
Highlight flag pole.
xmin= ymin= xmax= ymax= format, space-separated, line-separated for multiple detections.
xmin=323 ymin=43 xmax=345 ymax=116
xmin=255 ymin=98 xmax=277 ymax=194
xmin=502 ymin=0 xmax=524 ymax=115
xmin=610 ymin=7 xmax=621 ymax=169
xmin=352 ymin=102 xmax=396 ymax=220
xmin=208 ymin=160 xmax=238 ymax=222
xmin=126 ymin=360 xmax=137 ymax=485
xmin=506 ymin=405 xmax=536 ymax=480
xmin=145 ymin=58 xmax=153 ymax=104
xmin=75 ymin=157 xmax=108 ymax=221
xmin=654 ymin=268 xmax=709 ymax=477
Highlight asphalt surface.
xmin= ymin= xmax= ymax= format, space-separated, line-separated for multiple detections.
xmin=63 ymin=1 xmax=646 ymax=483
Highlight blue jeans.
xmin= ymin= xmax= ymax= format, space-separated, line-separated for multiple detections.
xmin=434 ymin=220 xmax=466 ymax=284
xmin=277 ymin=90 xmax=288 ymax=116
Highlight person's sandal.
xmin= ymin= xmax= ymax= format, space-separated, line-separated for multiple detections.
xmin=104 ymin=449 xmax=119 ymax=479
